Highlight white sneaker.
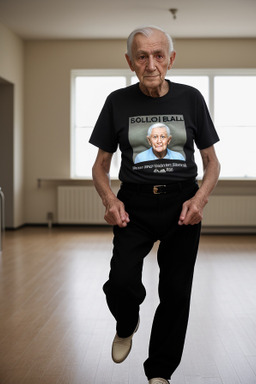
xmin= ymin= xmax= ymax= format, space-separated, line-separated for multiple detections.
xmin=111 ymin=317 xmax=140 ymax=363
xmin=149 ymin=379 xmax=169 ymax=384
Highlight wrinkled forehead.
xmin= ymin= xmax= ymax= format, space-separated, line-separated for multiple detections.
xmin=132 ymin=30 xmax=169 ymax=53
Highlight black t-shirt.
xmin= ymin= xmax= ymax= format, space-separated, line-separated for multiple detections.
xmin=89 ymin=80 xmax=219 ymax=183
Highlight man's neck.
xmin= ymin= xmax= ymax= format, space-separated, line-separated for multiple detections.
xmin=139 ymin=80 xmax=169 ymax=98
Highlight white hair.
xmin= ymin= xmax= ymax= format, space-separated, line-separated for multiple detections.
xmin=147 ymin=123 xmax=171 ymax=137
xmin=126 ymin=25 xmax=174 ymax=59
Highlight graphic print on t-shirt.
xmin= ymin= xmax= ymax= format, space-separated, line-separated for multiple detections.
xmin=128 ymin=115 xmax=187 ymax=174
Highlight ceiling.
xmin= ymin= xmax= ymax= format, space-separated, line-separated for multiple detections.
xmin=0 ymin=0 xmax=256 ymax=40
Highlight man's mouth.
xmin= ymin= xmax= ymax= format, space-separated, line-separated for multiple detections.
xmin=144 ymin=74 xmax=159 ymax=78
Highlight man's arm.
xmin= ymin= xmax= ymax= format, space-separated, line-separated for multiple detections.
xmin=178 ymin=145 xmax=220 ymax=226
xmin=92 ymin=149 xmax=130 ymax=228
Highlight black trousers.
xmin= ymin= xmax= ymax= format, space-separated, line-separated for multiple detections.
xmin=103 ymin=180 xmax=201 ymax=380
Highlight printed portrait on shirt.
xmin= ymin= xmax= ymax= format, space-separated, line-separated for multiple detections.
xmin=128 ymin=115 xmax=187 ymax=164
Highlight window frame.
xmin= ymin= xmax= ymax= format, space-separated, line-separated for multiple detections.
xmin=71 ymin=68 xmax=256 ymax=180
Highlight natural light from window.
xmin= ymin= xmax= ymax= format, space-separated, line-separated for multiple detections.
xmin=214 ymin=76 xmax=256 ymax=178
xmin=71 ymin=70 xmax=256 ymax=180
xmin=73 ymin=75 xmax=126 ymax=178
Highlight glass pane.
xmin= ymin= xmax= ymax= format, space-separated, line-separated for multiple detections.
xmin=194 ymin=148 xmax=203 ymax=179
xmin=131 ymin=76 xmax=138 ymax=84
xmin=74 ymin=127 xmax=97 ymax=178
xmin=75 ymin=76 xmax=126 ymax=127
xmin=217 ymin=126 xmax=256 ymax=177
xmin=215 ymin=76 xmax=256 ymax=177
xmin=214 ymin=76 xmax=256 ymax=126
xmin=75 ymin=128 xmax=120 ymax=178
xmin=73 ymin=76 xmax=126 ymax=178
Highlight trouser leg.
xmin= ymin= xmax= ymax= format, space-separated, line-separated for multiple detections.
xmin=144 ymin=221 xmax=201 ymax=380
xmin=103 ymin=180 xmax=200 ymax=378
xmin=103 ymin=223 xmax=154 ymax=337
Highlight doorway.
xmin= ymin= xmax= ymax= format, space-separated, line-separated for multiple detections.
xmin=0 ymin=77 xmax=14 ymax=228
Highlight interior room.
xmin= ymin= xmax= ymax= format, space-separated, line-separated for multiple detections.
xmin=0 ymin=0 xmax=256 ymax=383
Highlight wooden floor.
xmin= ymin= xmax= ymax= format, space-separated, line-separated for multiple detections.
xmin=0 ymin=227 xmax=256 ymax=384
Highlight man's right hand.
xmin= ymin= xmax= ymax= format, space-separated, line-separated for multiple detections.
xmin=104 ymin=196 xmax=130 ymax=228
xmin=92 ymin=149 xmax=130 ymax=228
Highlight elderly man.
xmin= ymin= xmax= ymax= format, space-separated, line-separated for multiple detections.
xmin=134 ymin=122 xmax=185 ymax=163
xmin=90 ymin=26 xmax=220 ymax=384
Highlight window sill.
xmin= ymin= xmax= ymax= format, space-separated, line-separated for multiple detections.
xmin=37 ymin=178 xmax=121 ymax=188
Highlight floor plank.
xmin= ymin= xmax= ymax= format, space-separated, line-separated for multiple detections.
xmin=0 ymin=227 xmax=256 ymax=383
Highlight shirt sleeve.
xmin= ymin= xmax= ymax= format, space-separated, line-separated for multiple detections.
xmin=194 ymin=92 xmax=220 ymax=150
xmin=89 ymin=94 xmax=118 ymax=153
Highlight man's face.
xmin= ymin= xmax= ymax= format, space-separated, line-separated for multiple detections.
xmin=147 ymin=127 xmax=172 ymax=158
xmin=126 ymin=29 xmax=175 ymax=94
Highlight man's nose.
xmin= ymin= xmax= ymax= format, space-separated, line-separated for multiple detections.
xmin=147 ymin=56 xmax=156 ymax=71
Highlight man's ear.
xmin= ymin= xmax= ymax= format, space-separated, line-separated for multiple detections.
xmin=125 ymin=54 xmax=135 ymax=71
xmin=147 ymin=136 xmax=151 ymax=146
xmin=168 ymin=51 xmax=176 ymax=70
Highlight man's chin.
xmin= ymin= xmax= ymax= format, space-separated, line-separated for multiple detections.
xmin=143 ymin=78 xmax=161 ymax=86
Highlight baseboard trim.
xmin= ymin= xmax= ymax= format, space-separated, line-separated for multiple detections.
xmin=5 ymin=223 xmax=256 ymax=235
xmin=201 ymin=225 xmax=256 ymax=235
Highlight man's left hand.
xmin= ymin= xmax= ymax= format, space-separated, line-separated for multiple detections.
xmin=178 ymin=195 xmax=205 ymax=226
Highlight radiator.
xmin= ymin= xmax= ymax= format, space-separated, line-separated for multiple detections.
xmin=57 ymin=186 xmax=105 ymax=224
xmin=203 ymin=195 xmax=256 ymax=226
xmin=57 ymin=187 xmax=256 ymax=227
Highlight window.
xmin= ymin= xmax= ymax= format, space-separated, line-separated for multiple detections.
xmin=214 ymin=75 xmax=256 ymax=178
xmin=71 ymin=71 xmax=130 ymax=178
xmin=71 ymin=69 xmax=256 ymax=179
